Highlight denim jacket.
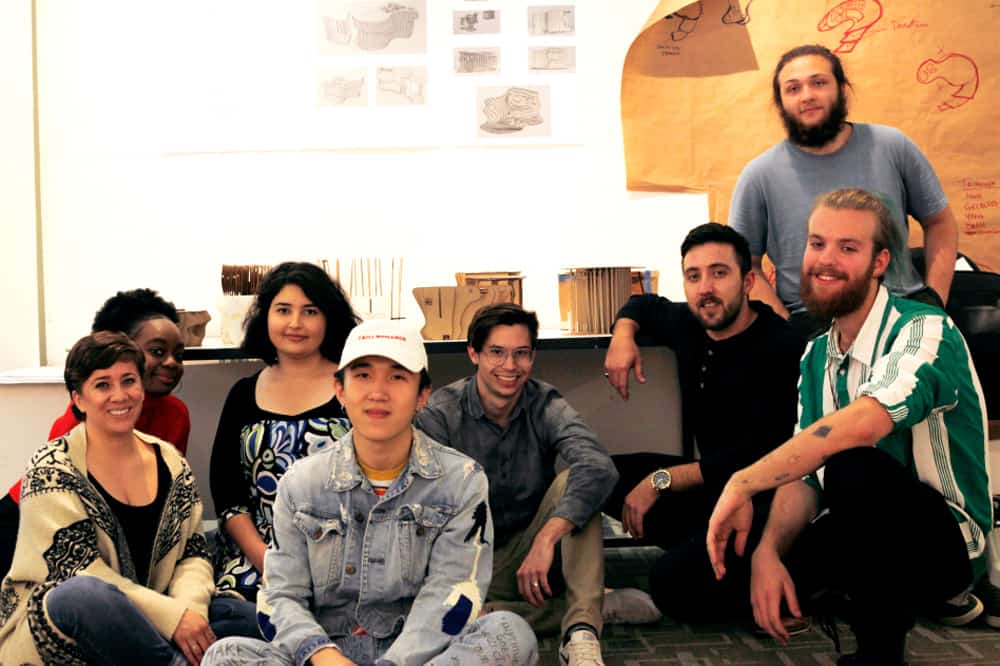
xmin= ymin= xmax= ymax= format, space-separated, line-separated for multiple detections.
xmin=258 ymin=427 xmax=493 ymax=666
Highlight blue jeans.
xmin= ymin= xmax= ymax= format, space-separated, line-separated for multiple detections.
xmin=201 ymin=610 xmax=539 ymax=666
xmin=45 ymin=576 xmax=259 ymax=666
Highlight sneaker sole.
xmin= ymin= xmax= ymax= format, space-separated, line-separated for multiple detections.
xmin=985 ymin=613 xmax=1000 ymax=629
xmin=937 ymin=596 xmax=984 ymax=626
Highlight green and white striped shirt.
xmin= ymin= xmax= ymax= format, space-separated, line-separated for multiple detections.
xmin=799 ymin=286 xmax=992 ymax=573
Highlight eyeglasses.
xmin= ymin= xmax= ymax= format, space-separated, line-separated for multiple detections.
xmin=482 ymin=346 xmax=535 ymax=365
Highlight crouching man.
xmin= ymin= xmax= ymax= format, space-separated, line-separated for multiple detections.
xmin=203 ymin=320 xmax=538 ymax=666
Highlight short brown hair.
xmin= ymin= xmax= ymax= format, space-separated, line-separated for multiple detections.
xmin=65 ymin=331 xmax=146 ymax=420
xmin=811 ymin=188 xmax=898 ymax=260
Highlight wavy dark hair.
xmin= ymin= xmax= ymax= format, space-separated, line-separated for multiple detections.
xmin=65 ymin=331 xmax=146 ymax=421
xmin=680 ymin=223 xmax=752 ymax=277
xmin=91 ymin=288 xmax=179 ymax=337
xmin=241 ymin=262 xmax=360 ymax=365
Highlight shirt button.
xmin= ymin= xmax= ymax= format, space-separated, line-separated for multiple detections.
xmin=707 ymin=349 xmax=713 ymax=356
xmin=839 ymin=369 xmax=846 ymax=376
xmin=701 ymin=366 xmax=707 ymax=372
xmin=354 ymin=512 xmax=365 ymax=523
xmin=345 ymin=564 xmax=356 ymax=575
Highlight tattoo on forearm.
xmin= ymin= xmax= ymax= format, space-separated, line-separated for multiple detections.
xmin=813 ymin=425 xmax=832 ymax=438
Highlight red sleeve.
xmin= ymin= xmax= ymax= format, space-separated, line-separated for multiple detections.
xmin=172 ymin=398 xmax=191 ymax=456
xmin=49 ymin=403 xmax=80 ymax=440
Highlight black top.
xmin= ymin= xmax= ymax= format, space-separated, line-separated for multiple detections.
xmin=89 ymin=443 xmax=170 ymax=585
xmin=616 ymin=295 xmax=805 ymax=496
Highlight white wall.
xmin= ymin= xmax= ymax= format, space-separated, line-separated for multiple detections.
xmin=0 ymin=2 xmax=40 ymax=371
xmin=7 ymin=1 xmax=708 ymax=368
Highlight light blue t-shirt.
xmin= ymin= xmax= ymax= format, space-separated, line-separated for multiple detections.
xmin=729 ymin=123 xmax=948 ymax=313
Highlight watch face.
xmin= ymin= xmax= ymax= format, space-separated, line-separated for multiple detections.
xmin=652 ymin=469 xmax=671 ymax=490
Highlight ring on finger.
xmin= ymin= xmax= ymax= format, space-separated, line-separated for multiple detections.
xmin=532 ymin=581 xmax=540 ymax=587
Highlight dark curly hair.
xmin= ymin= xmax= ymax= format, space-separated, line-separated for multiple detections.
xmin=91 ymin=288 xmax=179 ymax=338
xmin=65 ymin=331 xmax=146 ymax=421
xmin=241 ymin=262 xmax=360 ymax=365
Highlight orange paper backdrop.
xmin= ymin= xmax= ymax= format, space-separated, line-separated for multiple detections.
xmin=622 ymin=0 xmax=1000 ymax=271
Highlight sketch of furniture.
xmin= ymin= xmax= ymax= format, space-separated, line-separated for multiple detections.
xmin=480 ymin=87 xmax=543 ymax=134
xmin=322 ymin=76 xmax=365 ymax=104
xmin=323 ymin=9 xmax=353 ymax=44
xmin=456 ymin=49 xmax=499 ymax=73
xmin=322 ymin=2 xmax=419 ymax=51
xmin=456 ymin=10 xmax=499 ymax=33
xmin=377 ymin=67 xmax=425 ymax=103
xmin=529 ymin=47 xmax=575 ymax=71
xmin=353 ymin=3 xmax=419 ymax=50
xmin=528 ymin=7 xmax=574 ymax=35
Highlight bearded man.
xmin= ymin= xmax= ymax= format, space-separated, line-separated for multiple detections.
xmin=603 ymin=222 xmax=804 ymax=622
xmin=707 ymin=189 xmax=990 ymax=666
xmin=729 ymin=44 xmax=958 ymax=339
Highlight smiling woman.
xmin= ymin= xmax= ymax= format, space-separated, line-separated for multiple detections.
xmin=0 ymin=332 xmax=257 ymax=665
xmin=209 ymin=262 xmax=360 ymax=602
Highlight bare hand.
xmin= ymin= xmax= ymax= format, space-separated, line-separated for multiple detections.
xmin=309 ymin=646 xmax=357 ymax=666
xmin=516 ymin=538 xmax=555 ymax=607
xmin=621 ymin=476 xmax=659 ymax=539
xmin=706 ymin=484 xmax=753 ymax=580
xmin=750 ymin=547 xmax=801 ymax=645
xmin=604 ymin=333 xmax=644 ymax=400
xmin=172 ymin=609 xmax=216 ymax=665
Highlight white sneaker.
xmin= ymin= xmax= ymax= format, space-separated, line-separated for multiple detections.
xmin=559 ymin=629 xmax=605 ymax=666
xmin=602 ymin=587 xmax=663 ymax=625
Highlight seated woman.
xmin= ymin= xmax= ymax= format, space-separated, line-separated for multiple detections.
xmin=210 ymin=262 xmax=359 ymax=601
xmin=0 ymin=332 xmax=256 ymax=666
xmin=0 ymin=288 xmax=189 ymax=580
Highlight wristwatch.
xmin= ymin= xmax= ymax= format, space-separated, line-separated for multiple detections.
xmin=650 ymin=468 xmax=672 ymax=493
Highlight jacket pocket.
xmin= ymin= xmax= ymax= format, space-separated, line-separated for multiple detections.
xmin=396 ymin=504 xmax=454 ymax=586
xmin=293 ymin=511 xmax=346 ymax=590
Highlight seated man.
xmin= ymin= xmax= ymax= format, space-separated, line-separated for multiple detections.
xmin=416 ymin=303 xmax=622 ymax=666
xmin=604 ymin=222 xmax=804 ymax=622
xmin=203 ymin=320 xmax=537 ymax=666
xmin=708 ymin=189 xmax=992 ymax=666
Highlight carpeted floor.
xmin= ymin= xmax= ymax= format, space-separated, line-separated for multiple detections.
xmin=536 ymin=546 xmax=1000 ymax=665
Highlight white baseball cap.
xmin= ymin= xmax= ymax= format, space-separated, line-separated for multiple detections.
xmin=338 ymin=319 xmax=428 ymax=373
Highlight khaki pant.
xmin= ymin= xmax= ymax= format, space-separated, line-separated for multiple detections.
xmin=484 ymin=470 xmax=604 ymax=637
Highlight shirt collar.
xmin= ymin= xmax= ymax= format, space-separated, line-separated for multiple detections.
xmin=328 ymin=427 xmax=442 ymax=491
xmin=463 ymin=374 xmax=528 ymax=424
xmin=829 ymin=284 xmax=890 ymax=367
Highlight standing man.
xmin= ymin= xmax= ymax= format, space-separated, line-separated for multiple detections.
xmin=730 ymin=44 xmax=958 ymax=337
xmin=416 ymin=303 xmax=619 ymax=666
xmin=604 ymin=222 xmax=803 ymax=621
xmin=203 ymin=320 xmax=538 ymax=666
xmin=708 ymin=189 xmax=991 ymax=666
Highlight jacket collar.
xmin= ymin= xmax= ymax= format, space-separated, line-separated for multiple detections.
xmin=327 ymin=427 xmax=443 ymax=491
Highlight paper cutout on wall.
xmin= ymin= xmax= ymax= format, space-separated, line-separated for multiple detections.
xmin=622 ymin=0 xmax=1000 ymax=271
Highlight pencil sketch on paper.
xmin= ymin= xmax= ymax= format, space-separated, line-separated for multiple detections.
xmin=817 ymin=0 xmax=883 ymax=54
xmin=453 ymin=10 xmax=501 ymax=34
xmin=721 ymin=0 xmax=753 ymax=25
xmin=477 ymin=86 xmax=551 ymax=138
xmin=319 ymin=1 xmax=426 ymax=55
xmin=527 ymin=6 xmax=575 ymax=36
xmin=663 ymin=2 xmax=703 ymax=41
xmin=528 ymin=46 xmax=575 ymax=72
xmin=454 ymin=48 xmax=501 ymax=74
xmin=376 ymin=66 xmax=427 ymax=105
xmin=318 ymin=69 xmax=367 ymax=106
xmin=917 ymin=52 xmax=980 ymax=111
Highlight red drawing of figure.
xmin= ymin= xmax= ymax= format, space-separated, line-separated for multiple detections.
xmin=817 ymin=0 xmax=883 ymax=54
xmin=917 ymin=53 xmax=980 ymax=111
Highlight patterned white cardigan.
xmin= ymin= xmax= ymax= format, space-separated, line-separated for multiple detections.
xmin=0 ymin=423 xmax=213 ymax=665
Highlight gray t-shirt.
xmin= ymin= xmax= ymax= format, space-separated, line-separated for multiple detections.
xmin=729 ymin=123 xmax=948 ymax=313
